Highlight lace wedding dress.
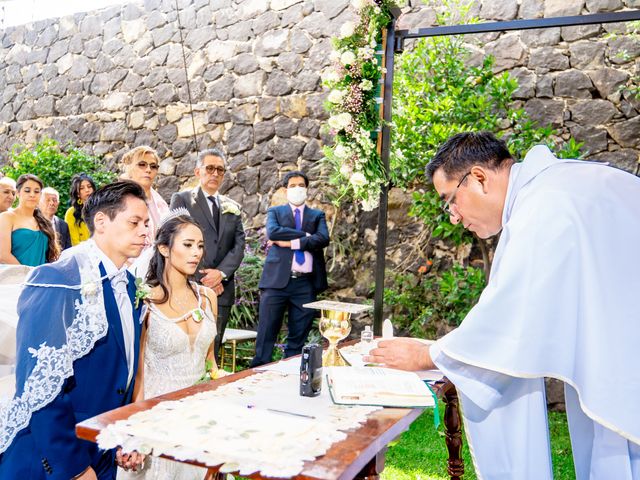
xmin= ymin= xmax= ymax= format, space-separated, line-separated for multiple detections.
xmin=119 ymin=285 xmax=216 ymax=480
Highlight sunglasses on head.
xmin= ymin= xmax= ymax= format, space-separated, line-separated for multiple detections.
xmin=136 ymin=160 xmax=159 ymax=170
xmin=204 ymin=165 xmax=226 ymax=176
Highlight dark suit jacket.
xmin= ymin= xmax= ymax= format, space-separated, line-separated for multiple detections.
xmin=259 ymin=204 xmax=330 ymax=293
xmin=170 ymin=187 xmax=245 ymax=307
xmin=52 ymin=215 xmax=71 ymax=250
xmin=0 ymin=263 xmax=141 ymax=480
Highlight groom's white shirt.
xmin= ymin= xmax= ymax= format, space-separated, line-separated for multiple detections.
xmin=93 ymin=241 xmax=135 ymax=388
xmin=431 ymin=146 xmax=640 ymax=479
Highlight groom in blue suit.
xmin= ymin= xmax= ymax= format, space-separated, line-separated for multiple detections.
xmin=251 ymin=171 xmax=330 ymax=367
xmin=0 ymin=181 xmax=149 ymax=479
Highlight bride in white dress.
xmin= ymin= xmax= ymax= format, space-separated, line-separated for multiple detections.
xmin=120 ymin=212 xmax=222 ymax=480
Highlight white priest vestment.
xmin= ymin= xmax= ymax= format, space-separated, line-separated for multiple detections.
xmin=431 ymin=146 xmax=640 ymax=479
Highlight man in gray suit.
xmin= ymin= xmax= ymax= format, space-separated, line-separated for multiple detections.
xmin=170 ymin=148 xmax=245 ymax=359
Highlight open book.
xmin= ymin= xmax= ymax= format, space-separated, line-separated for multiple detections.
xmin=326 ymin=367 xmax=435 ymax=408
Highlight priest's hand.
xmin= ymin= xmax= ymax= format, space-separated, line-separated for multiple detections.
xmin=200 ymin=268 xmax=224 ymax=288
xmin=365 ymin=338 xmax=435 ymax=371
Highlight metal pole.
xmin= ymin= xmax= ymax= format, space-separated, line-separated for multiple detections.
xmin=373 ymin=8 xmax=401 ymax=336
xmin=396 ymin=10 xmax=640 ymax=45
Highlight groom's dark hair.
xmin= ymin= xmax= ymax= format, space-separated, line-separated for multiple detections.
xmin=83 ymin=180 xmax=147 ymax=234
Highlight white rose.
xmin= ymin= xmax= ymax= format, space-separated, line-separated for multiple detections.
xmin=339 ymin=163 xmax=353 ymax=176
xmin=360 ymin=79 xmax=373 ymax=91
xmin=328 ymin=112 xmax=352 ymax=130
xmin=351 ymin=0 xmax=368 ymax=10
xmin=361 ymin=196 xmax=379 ymax=211
xmin=322 ymin=69 xmax=341 ymax=83
xmin=340 ymin=21 xmax=356 ymax=38
xmin=328 ymin=89 xmax=346 ymax=104
xmin=334 ymin=143 xmax=351 ymax=159
xmin=329 ymin=50 xmax=341 ymax=62
xmin=340 ymin=50 xmax=357 ymax=66
xmin=350 ymin=172 xmax=367 ymax=187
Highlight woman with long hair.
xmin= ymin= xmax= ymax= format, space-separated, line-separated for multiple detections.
xmin=0 ymin=174 xmax=59 ymax=266
xmin=122 ymin=212 xmax=221 ymax=479
xmin=64 ymin=173 xmax=96 ymax=246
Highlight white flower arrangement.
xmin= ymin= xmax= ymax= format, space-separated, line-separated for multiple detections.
xmin=322 ymin=1 xmax=397 ymax=211
xmin=221 ymin=200 xmax=241 ymax=216
xmin=340 ymin=21 xmax=356 ymax=38
xmin=134 ymin=278 xmax=151 ymax=309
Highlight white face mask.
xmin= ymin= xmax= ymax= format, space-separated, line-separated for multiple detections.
xmin=287 ymin=186 xmax=307 ymax=206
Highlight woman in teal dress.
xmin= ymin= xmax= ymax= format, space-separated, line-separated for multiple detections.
xmin=0 ymin=174 xmax=58 ymax=267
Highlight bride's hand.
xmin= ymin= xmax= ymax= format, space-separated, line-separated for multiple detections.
xmin=210 ymin=368 xmax=229 ymax=380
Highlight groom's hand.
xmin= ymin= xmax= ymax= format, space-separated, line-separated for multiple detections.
xmin=116 ymin=448 xmax=146 ymax=472
xmin=73 ymin=466 xmax=97 ymax=480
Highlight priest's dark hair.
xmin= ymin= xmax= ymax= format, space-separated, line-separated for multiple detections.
xmin=146 ymin=214 xmax=203 ymax=305
xmin=426 ymin=131 xmax=514 ymax=181
xmin=282 ymin=170 xmax=309 ymax=188
xmin=82 ymin=180 xmax=147 ymax=234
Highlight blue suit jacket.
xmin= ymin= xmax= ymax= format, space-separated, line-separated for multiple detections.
xmin=0 ymin=263 xmax=141 ymax=480
xmin=259 ymin=204 xmax=330 ymax=292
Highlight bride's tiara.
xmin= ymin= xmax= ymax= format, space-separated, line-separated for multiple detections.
xmin=158 ymin=207 xmax=192 ymax=228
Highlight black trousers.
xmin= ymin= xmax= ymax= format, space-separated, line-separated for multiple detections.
xmin=213 ymin=304 xmax=231 ymax=362
xmin=250 ymin=277 xmax=316 ymax=367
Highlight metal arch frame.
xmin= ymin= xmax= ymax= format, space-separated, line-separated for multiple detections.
xmin=373 ymin=8 xmax=640 ymax=334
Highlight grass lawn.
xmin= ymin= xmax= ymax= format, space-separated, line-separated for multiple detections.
xmin=381 ymin=403 xmax=575 ymax=480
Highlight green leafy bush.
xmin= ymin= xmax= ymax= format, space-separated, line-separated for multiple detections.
xmin=228 ymin=238 xmax=265 ymax=330
xmin=1 ymin=138 xmax=116 ymax=216
xmin=384 ymin=262 xmax=485 ymax=337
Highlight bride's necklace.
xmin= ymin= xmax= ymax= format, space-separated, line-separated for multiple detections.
xmin=168 ymin=291 xmax=204 ymax=323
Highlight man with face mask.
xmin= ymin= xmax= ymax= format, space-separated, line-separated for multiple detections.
xmin=250 ymin=171 xmax=330 ymax=367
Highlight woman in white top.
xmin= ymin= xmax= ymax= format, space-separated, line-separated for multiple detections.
xmin=122 ymin=212 xmax=221 ymax=480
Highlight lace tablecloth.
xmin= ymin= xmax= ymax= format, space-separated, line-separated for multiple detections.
xmin=98 ymin=371 xmax=381 ymax=477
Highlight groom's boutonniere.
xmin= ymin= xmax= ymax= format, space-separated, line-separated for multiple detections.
xmin=220 ymin=197 xmax=241 ymax=216
xmin=134 ymin=277 xmax=151 ymax=308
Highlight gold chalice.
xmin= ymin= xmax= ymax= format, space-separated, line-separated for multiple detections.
xmin=319 ymin=309 xmax=352 ymax=367
xmin=304 ymin=300 xmax=373 ymax=367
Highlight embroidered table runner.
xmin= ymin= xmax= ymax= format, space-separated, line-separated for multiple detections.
xmin=98 ymin=371 xmax=380 ymax=477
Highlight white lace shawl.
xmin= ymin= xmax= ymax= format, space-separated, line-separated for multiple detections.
xmin=0 ymin=240 xmax=108 ymax=453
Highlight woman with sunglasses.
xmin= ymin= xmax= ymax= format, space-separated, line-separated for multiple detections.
xmin=121 ymin=146 xmax=169 ymax=278
xmin=64 ymin=173 xmax=96 ymax=246
xmin=121 ymin=146 xmax=169 ymax=243
xmin=0 ymin=174 xmax=59 ymax=266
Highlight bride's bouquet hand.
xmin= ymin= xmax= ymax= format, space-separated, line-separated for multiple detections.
xmin=210 ymin=368 xmax=230 ymax=380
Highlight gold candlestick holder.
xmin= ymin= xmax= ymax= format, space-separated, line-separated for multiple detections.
xmin=303 ymin=300 xmax=373 ymax=367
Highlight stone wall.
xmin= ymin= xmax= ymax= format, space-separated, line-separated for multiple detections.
xmin=0 ymin=0 xmax=359 ymax=230
xmin=0 ymin=0 xmax=638 ymax=293
xmin=458 ymin=0 xmax=640 ymax=173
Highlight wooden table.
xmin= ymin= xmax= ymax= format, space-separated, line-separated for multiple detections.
xmin=77 ymin=367 xmax=464 ymax=480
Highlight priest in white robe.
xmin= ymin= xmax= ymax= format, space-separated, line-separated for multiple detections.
xmin=368 ymin=131 xmax=640 ymax=479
